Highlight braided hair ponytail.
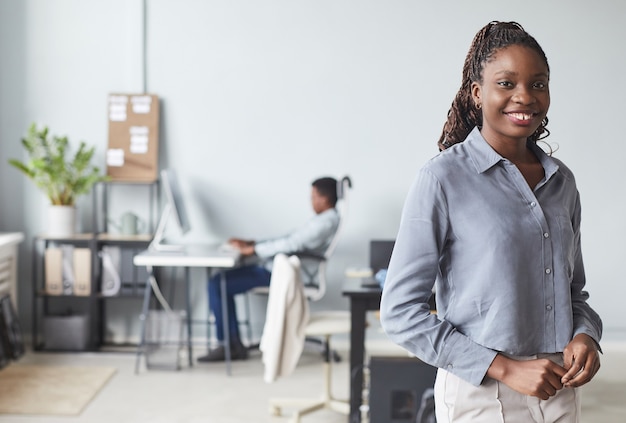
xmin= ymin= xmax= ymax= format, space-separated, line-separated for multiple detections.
xmin=437 ymin=21 xmax=550 ymax=151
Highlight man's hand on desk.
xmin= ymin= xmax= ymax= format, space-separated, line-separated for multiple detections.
xmin=228 ymin=238 xmax=256 ymax=256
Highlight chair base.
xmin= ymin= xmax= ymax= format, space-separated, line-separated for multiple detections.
xmin=268 ymin=338 xmax=349 ymax=423
xmin=246 ymin=336 xmax=342 ymax=362
xmin=269 ymin=396 xmax=349 ymax=423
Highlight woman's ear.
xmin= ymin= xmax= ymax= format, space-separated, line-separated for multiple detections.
xmin=471 ymin=81 xmax=482 ymax=108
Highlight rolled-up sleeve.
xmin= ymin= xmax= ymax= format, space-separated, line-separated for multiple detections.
xmin=569 ymin=192 xmax=603 ymax=346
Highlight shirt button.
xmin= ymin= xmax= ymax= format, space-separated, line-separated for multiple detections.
xmin=545 ymin=268 xmax=551 ymax=274
xmin=546 ymin=305 xmax=553 ymax=311
xmin=543 ymin=232 xmax=550 ymax=238
xmin=447 ymin=364 xmax=453 ymax=369
xmin=530 ymin=201 xmax=537 ymax=207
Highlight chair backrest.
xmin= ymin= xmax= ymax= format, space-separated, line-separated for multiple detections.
xmin=302 ymin=175 xmax=352 ymax=301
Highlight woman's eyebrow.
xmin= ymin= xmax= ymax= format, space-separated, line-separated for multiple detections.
xmin=494 ymin=69 xmax=549 ymax=78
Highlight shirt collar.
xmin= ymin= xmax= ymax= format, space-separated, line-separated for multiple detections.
xmin=465 ymin=127 xmax=502 ymax=173
xmin=465 ymin=127 xmax=559 ymax=180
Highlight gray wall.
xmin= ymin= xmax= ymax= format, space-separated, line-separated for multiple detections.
xmin=1 ymin=0 xmax=625 ymax=342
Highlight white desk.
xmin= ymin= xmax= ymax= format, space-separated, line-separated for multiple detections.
xmin=133 ymin=245 xmax=240 ymax=374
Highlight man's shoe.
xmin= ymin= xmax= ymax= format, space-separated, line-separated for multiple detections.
xmin=197 ymin=342 xmax=249 ymax=363
xmin=233 ymin=342 xmax=249 ymax=360
xmin=197 ymin=346 xmax=227 ymax=362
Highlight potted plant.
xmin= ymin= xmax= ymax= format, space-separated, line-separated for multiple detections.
xmin=8 ymin=123 xmax=109 ymax=237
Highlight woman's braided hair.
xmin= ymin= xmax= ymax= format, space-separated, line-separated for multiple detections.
xmin=437 ymin=21 xmax=550 ymax=151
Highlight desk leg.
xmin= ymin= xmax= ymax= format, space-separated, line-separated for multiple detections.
xmin=349 ymin=298 xmax=367 ymax=423
xmin=135 ymin=266 xmax=154 ymax=374
xmin=220 ymin=270 xmax=232 ymax=375
xmin=185 ymin=267 xmax=193 ymax=367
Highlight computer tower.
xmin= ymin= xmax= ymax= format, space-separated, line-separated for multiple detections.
xmin=368 ymin=356 xmax=437 ymax=423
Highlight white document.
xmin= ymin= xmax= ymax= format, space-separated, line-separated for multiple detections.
xmin=107 ymin=148 xmax=125 ymax=167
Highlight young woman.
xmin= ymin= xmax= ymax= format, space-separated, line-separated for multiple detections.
xmin=380 ymin=21 xmax=602 ymax=422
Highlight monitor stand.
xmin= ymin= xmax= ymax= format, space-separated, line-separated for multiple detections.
xmin=148 ymin=203 xmax=185 ymax=252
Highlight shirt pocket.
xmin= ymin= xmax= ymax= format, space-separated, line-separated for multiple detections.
xmin=556 ymin=215 xmax=575 ymax=280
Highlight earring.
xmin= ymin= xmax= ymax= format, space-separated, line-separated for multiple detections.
xmin=476 ymin=103 xmax=482 ymax=109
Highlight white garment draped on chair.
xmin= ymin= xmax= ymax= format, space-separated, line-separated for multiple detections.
xmin=260 ymin=254 xmax=309 ymax=383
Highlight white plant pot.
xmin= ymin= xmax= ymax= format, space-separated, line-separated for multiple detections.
xmin=48 ymin=205 xmax=76 ymax=237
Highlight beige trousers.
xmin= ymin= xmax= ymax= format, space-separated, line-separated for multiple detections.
xmin=434 ymin=354 xmax=580 ymax=423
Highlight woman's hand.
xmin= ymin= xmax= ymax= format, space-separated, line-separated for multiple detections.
xmin=487 ymin=354 xmax=567 ymax=400
xmin=561 ymin=333 xmax=601 ymax=388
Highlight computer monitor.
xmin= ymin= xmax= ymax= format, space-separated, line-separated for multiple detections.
xmin=369 ymin=240 xmax=395 ymax=275
xmin=149 ymin=169 xmax=191 ymax=251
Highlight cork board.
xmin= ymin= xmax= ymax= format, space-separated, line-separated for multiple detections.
xmin=106 ymin=93 xmax=159 ymax=182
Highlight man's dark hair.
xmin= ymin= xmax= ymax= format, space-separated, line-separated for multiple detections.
xmin=312 ymin=177 xmax=338 ymax=207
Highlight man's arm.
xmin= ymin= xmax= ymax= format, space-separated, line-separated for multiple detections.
xmin=253 ymin=209 xmax=338 ymax=259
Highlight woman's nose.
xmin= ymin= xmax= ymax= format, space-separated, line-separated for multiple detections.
xmin=512 ymin=86 xmax=535 ymax=105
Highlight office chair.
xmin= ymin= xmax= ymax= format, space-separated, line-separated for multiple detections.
xmin=261 ymin=254 xmax=350 ymax=423
xmin=268 ymin=311 xmax=351 ymax=423
xmin=239 ymin=176 xmax=352 ymax=345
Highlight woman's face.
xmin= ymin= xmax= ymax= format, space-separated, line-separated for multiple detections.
xmin=471 ymin=44 xmax=550 ymax=145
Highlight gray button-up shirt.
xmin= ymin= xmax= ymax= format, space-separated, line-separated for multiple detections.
xmin=254 ymin=208 xmax=339 ymax=259
xmin=380 ymin=127 xmax=602 ymax=386
xmin=254 ymin=208 xmax=339 ymax=279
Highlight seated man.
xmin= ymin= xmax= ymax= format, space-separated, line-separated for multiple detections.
xmin=198 ymin=176 xmax=340 ymax=362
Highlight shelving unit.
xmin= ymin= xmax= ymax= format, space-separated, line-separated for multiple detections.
xmin=31 ymin=233 xmax=98 ymax=350
xmin=92 ymin=180 xmax=159 ymax=236
xmin=31 ymin=181 xmax=160 ymax=351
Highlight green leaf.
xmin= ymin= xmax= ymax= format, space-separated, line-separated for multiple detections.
xmin=7 ymin=123 xmax=110 ymax=205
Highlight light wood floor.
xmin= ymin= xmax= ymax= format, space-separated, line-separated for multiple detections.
xmin=1 ymin=338 xmax=625 ymax=423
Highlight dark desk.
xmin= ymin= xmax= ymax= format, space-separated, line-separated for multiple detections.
xmin=342 ymin=278 xmax=436 ymax=422
xmin=342 ymin=278 xmax=382 ymax=423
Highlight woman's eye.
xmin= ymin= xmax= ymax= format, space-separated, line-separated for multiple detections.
xmin=533 ymin=81 xmax=547 ymax=89
xmin=497 ymin=81 xmax=513 ymax=88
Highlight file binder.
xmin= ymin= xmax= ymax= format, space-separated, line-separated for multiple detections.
xmin=45 ymin=248 xmax=63 ymax=295
xmin=73 ymin=248 xmax=91 ymax=296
